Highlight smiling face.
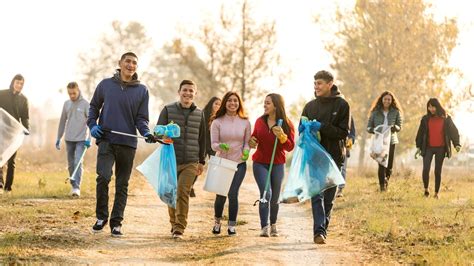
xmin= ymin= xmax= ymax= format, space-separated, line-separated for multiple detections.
xmin=314 ymin=78 xmax=332 ymax=97
xmin=382 ymin=94 xmax=393 ymax=109
xmin=118 ymin=55 xmax=138 ymax=81
xmin=178 ymin=84 xmax=197 ymax=106
xmin=263 ymin=96 xmax=275 ymax=116
xmin=212 ymin=99 xmax=221 ymax=114
xmin=225 ymin=95 xmax=240 ymax=115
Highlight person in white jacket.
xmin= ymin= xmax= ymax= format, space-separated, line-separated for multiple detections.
xmin=56 ymin=82 xmax=90 ymax=197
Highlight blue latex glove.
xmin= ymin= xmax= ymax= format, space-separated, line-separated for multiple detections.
xmin=84 ymin=139 xmax=91 ymax=148
xmin=55 ymin=139 xmax=61 ymax=150
xmin=144 ymin=132 xmax=157 ymax=143
xmin=298 ymin=123 xmax=305 ymax=134
xmin=309 ymin=120 xmax=322 ymax=133
xmin=91 ymin=125 xmax=103 ymax=138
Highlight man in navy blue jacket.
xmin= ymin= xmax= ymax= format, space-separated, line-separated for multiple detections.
xmin=87 ymin=52 xmax=156 ymax=237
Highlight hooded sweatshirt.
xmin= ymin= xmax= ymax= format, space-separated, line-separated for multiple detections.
xmin=57 ymin=93 xmax=90 ymax=142
xmin=0 ymin=88 xmax=29 ymax=130
xmin=300 ymin=85 xmax=350 ymax=166
xmin=87 ymin=70 xmax=150 ymax=149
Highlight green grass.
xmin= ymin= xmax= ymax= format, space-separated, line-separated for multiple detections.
xmin=334 ymin=169 xmax=474 ymax=265
xmin=0 ymin=170 xmax=97 ymax=263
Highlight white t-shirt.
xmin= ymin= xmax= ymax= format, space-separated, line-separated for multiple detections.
xmin=383 ymin=111 xmax=389 ymax=127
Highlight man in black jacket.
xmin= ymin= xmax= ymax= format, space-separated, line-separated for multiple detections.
xmin=299 ymin=70 xmax=350 ymax=244
xmin=0 ymin=74 xmax=29 ymax=192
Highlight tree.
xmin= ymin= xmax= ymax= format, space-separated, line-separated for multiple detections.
xmin=151 ymin=1 xmax=284 ymax=106
xmin=78 ymin=21 xmax=152 ymax=97
xmin=325 ymin=0 xmax=458 ymax=168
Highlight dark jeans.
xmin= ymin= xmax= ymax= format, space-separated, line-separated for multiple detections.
xmin=378 ymin=144 xmax=395 ymax=190
xmin=253 ymin=163 xmax=285 ymax=228
xmin=95 ymin=142 xmax=136 ymax=228
xmin=0 ymin=152 xmax=17 ymax=191
xmin=422 ymin=146 xmax=445 ymax=193
xmin=311 ymin=186 xmax=338 ymax=237
xmin=66 ymin=141 xmax=86 ymax=189
xmin=214 ymin=162 xmax=247 ymax=226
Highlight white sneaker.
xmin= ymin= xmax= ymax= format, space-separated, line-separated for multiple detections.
xmin=260 ymin=225 xmax=270 ymax=237
xmin=270 ymin=224 xmax=279 ymax=237
xmin=71 ymin=188 xmax=80 ymax=197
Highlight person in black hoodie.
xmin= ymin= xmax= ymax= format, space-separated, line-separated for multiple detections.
xmin=0 ymin=74 xmax=29 ymax=192
xmin=299 ymin=70 xmax=350 ymax=244
xmin=415 ymin=98 xmax=461 ymax=199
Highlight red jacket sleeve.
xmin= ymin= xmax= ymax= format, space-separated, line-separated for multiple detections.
xmin=280 ymin=120 xmax=295 ymax=152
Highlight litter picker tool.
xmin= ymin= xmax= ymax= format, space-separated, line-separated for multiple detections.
xmin=254 ymin=119 xmax=283 ymax=205
xmin=102 ymin=128 xmax=172 ymax=145
xmin=65 ymin=146 xmax=88 ymax=183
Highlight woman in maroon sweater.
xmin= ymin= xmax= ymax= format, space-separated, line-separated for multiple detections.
xmin=249 ymin=93 xmax=295 ymax=237
xmin=415 ymin=98 xmax=461 ymax=199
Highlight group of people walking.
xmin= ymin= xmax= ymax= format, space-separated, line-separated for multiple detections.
xmin=0 ymin=52 xmax=461 ymax=244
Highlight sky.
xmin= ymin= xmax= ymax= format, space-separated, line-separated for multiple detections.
xmin=0 ymin=0 xmax=473 ymax=141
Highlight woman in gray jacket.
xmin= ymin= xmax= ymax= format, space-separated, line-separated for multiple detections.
xmin=367 ymin=91 xmax=403 ymax=191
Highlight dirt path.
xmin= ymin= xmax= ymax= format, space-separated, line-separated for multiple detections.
xmin=27 ymin=173 xmax=368 ymax=265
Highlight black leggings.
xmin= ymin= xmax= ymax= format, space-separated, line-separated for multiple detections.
xmin=378 ymin=144 xmax=395 ymax=190
xmin=422 ymin=147 xmax=445 ymax=193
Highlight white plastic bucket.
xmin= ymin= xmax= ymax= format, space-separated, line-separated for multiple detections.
xmin=203 ymin=155 xmax=238 ymax=196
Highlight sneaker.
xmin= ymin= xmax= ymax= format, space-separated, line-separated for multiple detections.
xmin=424 ymin=190 xmax=430 ymax=197
xmin=212 ymin=222 xmax=221 ymax=235
xmin=227 ymin=226 xmax=236 ymax=236
xmin=434 ymin=193 xmax=439 ymax=199
xmin=313 ymin=234 xmax=326 ymax=244
xmin=111 ymin=226 xmax=123 ymax=237
xmin=270 ymin=224 xmax=279 ymax=237
xmin=92 ymin=219 xmax=108 ymax=232
xmin=172 ymin=231 xmax=183 ymax=239
xmin=259 ymin=225 xmax=269 ymax=237
xmin=190 ymin=188 xmax=196 ymax=198
xmin=71 ymin=188 xmax=80 ymax=197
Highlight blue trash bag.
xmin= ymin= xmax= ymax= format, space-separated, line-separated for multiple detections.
xmin=137 ymin=144 xmax=178 ymax=208
xmin=281 ymin=119 xmax=345 ymax=203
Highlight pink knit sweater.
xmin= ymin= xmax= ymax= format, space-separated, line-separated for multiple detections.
xmin=210 ymin=114 xmax=251 ymax=163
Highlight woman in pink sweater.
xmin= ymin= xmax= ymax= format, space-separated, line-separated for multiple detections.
xmin=210 ymin=91 xmax=251 ymax=236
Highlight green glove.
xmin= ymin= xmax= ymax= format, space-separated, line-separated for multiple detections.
xmin=415 ymin=148 xmax=421 ymax=159
xmin=241 ymin=149 xmax=250 ymax=161
xmin=219 ymin=143 xmax=230 ymax=152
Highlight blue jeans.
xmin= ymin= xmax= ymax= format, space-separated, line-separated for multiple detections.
xmin=66 ymin=141 xmax=86 ymax=189
xmin=214 ymin=162 xmax=247 ymax=226
xmin=311 ymin=186 xmax=338 ymax=237
xmin=253 ymin=162 xmax=285 ymax=228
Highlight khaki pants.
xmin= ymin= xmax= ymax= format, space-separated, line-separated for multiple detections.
xmin=169 ymin=163 xmax=198 ymax=234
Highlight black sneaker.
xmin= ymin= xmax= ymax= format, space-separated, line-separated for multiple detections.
xmin=111 ymin=226 xmax=123 ymax=237
xmin=227 ymin=226 xmax=236 ymax=236
xmin=92 ymin=219 xmax=108 ymax=232
xmin=212 ymin=222 xmax=221 ymax=234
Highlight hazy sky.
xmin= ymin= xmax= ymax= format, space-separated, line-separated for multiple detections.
xmin=0 ymin=0 xmax=473 ymax=128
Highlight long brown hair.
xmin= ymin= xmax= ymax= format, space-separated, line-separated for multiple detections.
xmin=261 ymin=93 xmax=292 ymax=135
xmin=369 ymin=91 xmax=403 ymax=114
xmin=203 ymin=96 xmax=221 ymax=128
xmin=211 ymin=91 xmax=247 ymax=123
